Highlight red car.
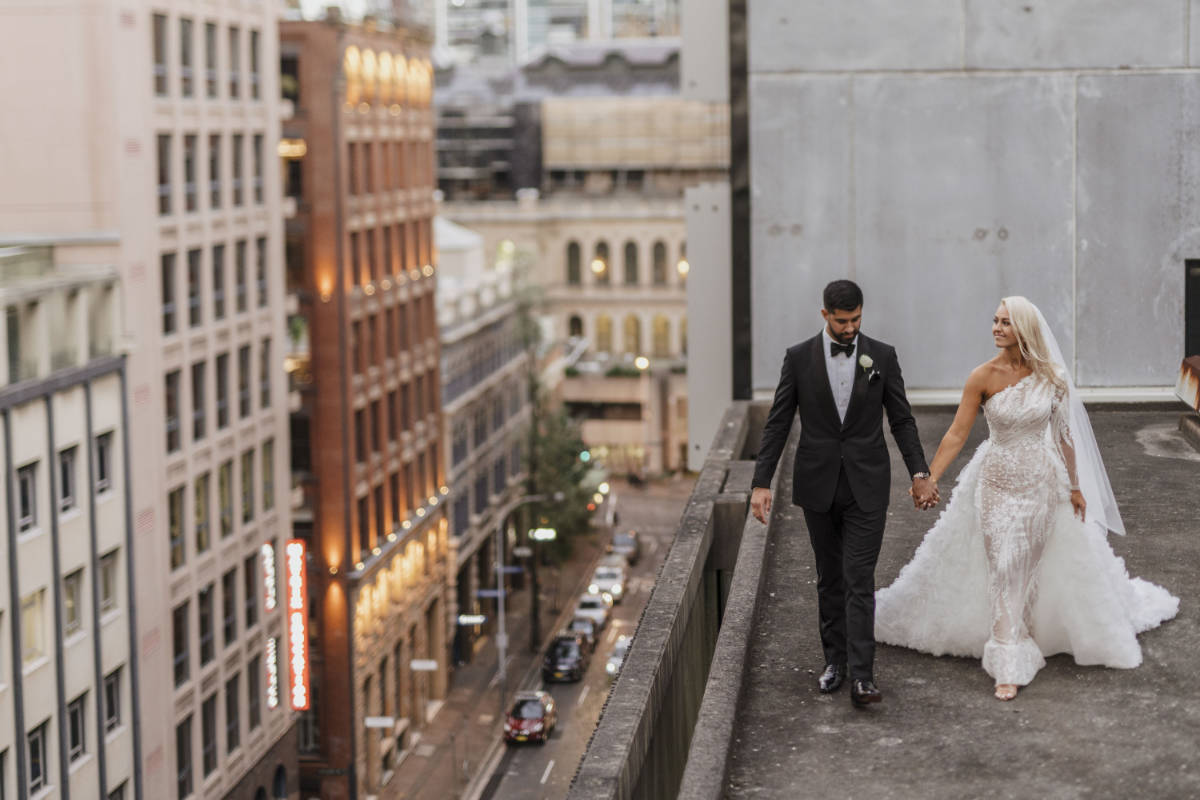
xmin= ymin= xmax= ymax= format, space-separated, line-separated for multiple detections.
xmin=504 ymin=691 xmax=558 ymax=745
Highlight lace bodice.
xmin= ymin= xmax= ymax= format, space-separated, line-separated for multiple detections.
xmin=982 ymin=373 xmax=1076 ymax=488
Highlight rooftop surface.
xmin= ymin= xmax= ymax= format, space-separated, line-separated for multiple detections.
xmin=726 ymin=406 xmax=1199 ymax=799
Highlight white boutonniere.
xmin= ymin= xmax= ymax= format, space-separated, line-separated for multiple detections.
xmin=859 ymin=354 xmax=881 ymax=383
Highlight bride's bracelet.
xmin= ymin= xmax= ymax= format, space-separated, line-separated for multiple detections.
xmin=1069 ymin=485 xmax=1080 ymax=492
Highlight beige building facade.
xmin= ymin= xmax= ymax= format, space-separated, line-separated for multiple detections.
xmin=0 ymin=3 xmax=297 ymax=799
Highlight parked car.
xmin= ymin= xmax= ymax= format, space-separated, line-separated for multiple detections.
xmin=504 ymin=691 xmax=557 ymax=744
xmin=542 ymin=632 xmax=590 ymax=682
xmin=600 ymin=553 xmax=629 ymax=569
xmin=568 ymin=616 xmax=599 ymax=651
xmin=589 ymin=563 xmax=626 ymax=604
xmin=608 ymin=530 xmax=641 ymax=565
xmin=574 ymin=593 xmax=612 ymax=631
xmin=606 ymin=635 xmax=632 ymax=681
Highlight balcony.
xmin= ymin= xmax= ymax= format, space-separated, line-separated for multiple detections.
xmin=568 ymin=402 xmax=1198 ymax=799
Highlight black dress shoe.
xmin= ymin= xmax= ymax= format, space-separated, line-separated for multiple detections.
xmin=850 ymin=679 xmax=882 ymax=708
xmin=818 ymin=664 xmax=847 ymax=693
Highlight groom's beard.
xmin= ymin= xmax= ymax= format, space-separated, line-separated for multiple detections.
xmin=828 ymin=326 xmax=859 ymax=344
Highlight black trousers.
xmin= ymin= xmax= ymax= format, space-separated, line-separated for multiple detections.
xmin=801 ymin=466 xmax=887 ymax=681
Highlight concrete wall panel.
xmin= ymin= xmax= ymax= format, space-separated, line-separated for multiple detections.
xmin=748 ymin=0 xmax=962 ymax=73
xmin=749 ymin=75 xmax=852 ymax=389
xmin=965 ymin=0 xmax=1186 ymax=69
xmin=1075 ymin=74 xmax=1200 ymax=386
xmin=853 ymin=75 xmax=1076 ymax=389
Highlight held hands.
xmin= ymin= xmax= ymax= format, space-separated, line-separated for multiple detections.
xmin=751 ymin=487 xmax=772 ymax=524
xmin=910 ymin=476 xmax=939 ymax=510
xmin=1070 ymin=489 xmax=1086 ymax=521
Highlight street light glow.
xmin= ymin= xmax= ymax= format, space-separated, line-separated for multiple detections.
xmin=529 ymin=527 xmax=557 ymax=542
xmin=635 ymin=356 xmax=650 ymax=370
xmin=598 ymin=481 xmax=610 ymax=495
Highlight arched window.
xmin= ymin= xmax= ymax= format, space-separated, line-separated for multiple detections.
xmin=623 ymin=241 xmax=639 ymax=285
xmin=652 ymin=241 xmax=668 ymax=286
xmin=568 ymin=314 xmax=584 ymax=338
xmin=566 ymin=241 xmax=581 ymax=286
xmin=595 ymin=314 xmax=613 ymax=354
xmin=623 ymin=315 xmax=641 ymax=356
xmin=678 ymin=241 xmax=688 ymax=286
xmin=592 ymin=241 xmax=610 ymax=286
xmin=273 ymin=765 xmax=287 ymax=798
xmin=680 ymin=315 xmax=688 ymax=356
xmin=652 ymin=315 xmax=671 ymax=358
xmin=255 ymin=789 xmax=267 ymax=800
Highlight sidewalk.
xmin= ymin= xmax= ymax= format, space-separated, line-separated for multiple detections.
xmin=385 ymin=529 xmax=606 ymax=799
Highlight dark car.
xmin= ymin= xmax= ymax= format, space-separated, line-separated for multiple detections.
xmin=607 ymin=530 xmax=641 ymax=565
xmin=568 ymin=616 xmax=599 ymax=652
xmin=504 ymin=691 xmax=558 ymax=745
xmin=542 ymin=633 xmax=590 ymax=682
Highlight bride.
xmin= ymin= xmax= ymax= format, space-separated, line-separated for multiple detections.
xmin=875 ymin=296 xmax=1178 ymax=700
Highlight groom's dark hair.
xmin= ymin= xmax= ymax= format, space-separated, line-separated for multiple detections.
xmin=823 ymin=280 xmax=863 ymax=312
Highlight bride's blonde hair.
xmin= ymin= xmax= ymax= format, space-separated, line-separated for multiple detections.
xmin=1000 ymin=296 xmax=1067 ymax=393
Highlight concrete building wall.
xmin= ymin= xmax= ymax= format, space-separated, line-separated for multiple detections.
xmin=748 ymin=0 xmax=1200 ymax=391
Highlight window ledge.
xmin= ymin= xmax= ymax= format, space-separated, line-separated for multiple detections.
xmin=23 ymin=656 xmax=50 ymax=677
xmin=68 ymin=752 xmax=94 ymax=774
xmin=16 ymin=526 xmax=45 ymax=543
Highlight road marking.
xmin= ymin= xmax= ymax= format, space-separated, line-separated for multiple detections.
xmin=647 ymin=538 xmax=659 ymax=554
xmin=540 ymin=760 xmax=555 ymax=785
xmin=577 ymin=685 xmax=590 ymax=707
xmin=606 ymin=626 xmax=619 ymax=644
xmin=488 ymin=673 xmax=499 ymax=689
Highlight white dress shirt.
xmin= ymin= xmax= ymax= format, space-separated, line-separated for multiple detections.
xmin=822 ymin=327 xmax=858 ymax=423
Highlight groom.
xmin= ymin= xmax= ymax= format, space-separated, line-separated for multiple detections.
xmin=751 ymin=280 xmax=936 ymax=707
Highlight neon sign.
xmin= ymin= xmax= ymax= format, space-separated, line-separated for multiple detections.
xmin=285 ymin=539 xmax=310 ymax=710
xmin=266 ymin=637 xmax=280 ymax=709
xmin=262 ymin=542 xmax=277 ymax=611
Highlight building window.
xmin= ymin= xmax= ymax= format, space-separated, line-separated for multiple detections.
xmin=109 ymin=782 xmax=127 ymax=800
xmin=212 ymin=243 xmax=226 ymax=319
xmin=104 ymin=668 xmax=122 ymax=732
xmin=624 ymin=241 xmax=639 ymax=285
xmin=241 ymin=449 xmax=254 ymax=524
xmin=235 ymin=239 xmax=248 ymax=312
xmin=387 ymin=391 xmax=398 ymax=443
xmin=652 ymin=315 xmax=671 ymax=358
xmin=262 ymin=439 xmax=275 ymax=513
xmin=357 ymin=496 xmax=369 ymax=555
xmin=180 ymin=17 xmax=194 ymax=97
xmin=652 ymin=241 xmax=668 ymax=286
xmin=624 ymin=314 xmax=642 ymax=357
xmin=225 ymin=674 xmax=241 ymax=753
xmin=204 ymin=21 xmax=218 ymax=98
xmin=222 ymin=569 xmax=237 ymax=647
xmin=243 ymin=553 xmax=259 ymax=630
xmin=191 ymin=361 xmax=206 ymax=442
xmin=595 ymin=314 xmax=613 ymax=354
xmin=371 ymin=400 xmax=381 ymax=454
xmin=364 ymin=143 xmax=374 ymax=195
xmin=196 ymin=470 xmax=212 ymax=556
xmin=232 ymin=133 xmax=244 ymax=206
xmin=593 ymin=241 xmax=610 ymax=286
xmin=253 ymin=135 xmax=264 ymax=204
xmin=198 ymin=583 xmax=215 ymax=665
xmin=173 ymin=601 xmax=190 ymax=686
xmin=281 ymin=53 xmax=300 ymax=104
xmin=355 ymin=409 xmax=365 ymax=464
xmin=176 ymin=715 xmax=193 ymax=797
xmin=67 ymin=693 xmax=87 ymax=762
xmin=568 ymin=314 xmax=583 ymax=338
xmin=16 ymin=462 xmax=36 ymax=533
xmin=95 ymin=431 xmax=113 ymax=495
xmin=218 ymin=459 xmax=233 ymax=538
xmin=161 ymin=252 xmax=178 ymax=334
xmin=166 ymin=369 xmax=182 ymax=450
xmin=260 ymin=338 xmax=271 ymax=409
xmin=184 ymin=134 xmax=198 ymax=213
xmin=201 ymin=692 xmax=218 ymax=775
xmin=63 ymin=569 xmax=83 ymax=635
xmin=100 ymin=549 xmax=119 ymax=612
xmin=209 ymin=134 xmax=222 ymax=209
xmin=169 ymin=485 xmax=185 ymax=569
xmin=216 ymin=352 xmax=230 ymax=429
xmin=157 ymin=135 xmax=172 ymax=215
xmin=348 ymin=143 xmax=358 ymax=195
xmin=153 ymin=13 xmax=168 ymax=96
xmin=186 ymin=248 xmax=202 ymax=326
xmin=21 ymin=590 xmax=44 ymax=662
xmin=250 ymin=30 xmax=261 ymax=99
xmin=27 ymin=721 xmax=48 ymax=794
xmin=247 ymin=656 xmax=262 ymax=730
xmin=452 ymin=427 xmax=467 ymax=467
xmin=228 ymin=26 xmax=240 ymax=99
xmin=474 ymin=473 xmax=487 ymax=515
xmin=58 ymin=445 xmax=77 ymax=513
xmin=238 ymin=345 xmax=251 ymax=418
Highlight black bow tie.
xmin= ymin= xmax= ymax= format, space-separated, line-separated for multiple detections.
xmin=830 ymin=341 xmax=855 ymax=358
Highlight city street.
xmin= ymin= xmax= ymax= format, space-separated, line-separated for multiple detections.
xmin=480 ymin=476 xmax=694 ymax=800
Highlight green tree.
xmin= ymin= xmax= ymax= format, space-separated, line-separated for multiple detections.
xmin=527 ymin=403 xmax=593 ymax=560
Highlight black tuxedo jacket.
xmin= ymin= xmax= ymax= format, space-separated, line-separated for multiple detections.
xmin=751 ymin=332 xmax=928 ymax=513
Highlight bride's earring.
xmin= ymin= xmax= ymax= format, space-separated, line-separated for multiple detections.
xmin=994 ymin=684 xmax=1018 ymax=701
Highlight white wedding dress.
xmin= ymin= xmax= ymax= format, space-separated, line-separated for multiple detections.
xmin=876 ymin=373 xmax=1179 ymax=686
